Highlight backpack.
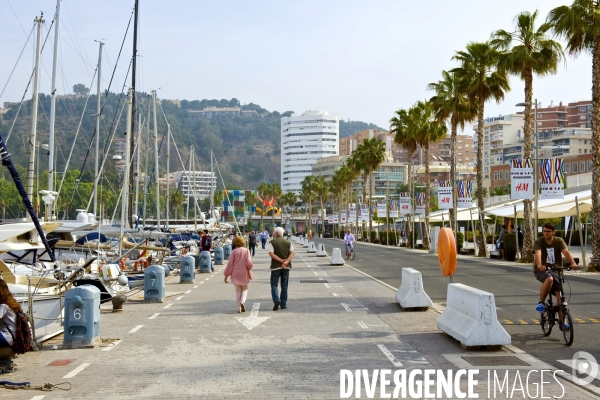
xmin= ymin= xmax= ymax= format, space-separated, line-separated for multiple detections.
xmin=203 ymin=235 xmax=212 ymax=250
xmin=3 ymin=312 xmax=37 ymax=354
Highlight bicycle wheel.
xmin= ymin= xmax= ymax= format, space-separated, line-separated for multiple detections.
xmin=350 ymin=250 xmax=355 ymax=260
xmin=562 ymin=309 xmax=574 ymax=346
xmin=540 ymin=308 xmax=552 ymax=336
xmin=345 ymin=250 xmax=350 ymax=260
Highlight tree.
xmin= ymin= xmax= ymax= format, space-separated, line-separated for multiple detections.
xmin=428 ymin=70 xmax=476 ymax=235
xmin=301 ymin=176 xmax=317 ymax=234
xmin=281 ymin=191 xmax=297 ymax=230
xmin=269 ymin=183 xmax=283 ymax=230
xmin=244 ymin=191 xmax=258 ymax=216
xmin=453 ymin=41 xmax=510 ymax=257
xmin=257 ymin=181 xmax=269 ymax=230
xmin=547 ymin=0 xmax=600 ymax=269
xmin=169 ymin=191 xmax=185 ymax=220
xmin=72 ymin=83 xmax=89 ymax=95
xmin=492 ymin=10 xmax=564 ymax=263
xmin=313 ymin=177 xmax=330 ymax=234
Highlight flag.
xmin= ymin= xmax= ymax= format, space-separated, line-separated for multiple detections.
xmin=510 ymin=158 xmax=534 ymax=200
xmin=457 ymin=180 xmax=472 ymax=208
xmin=540 ymin=158 xmax=564 ymax=199
xmin=438 ymin=180 xmax=452 ymax=209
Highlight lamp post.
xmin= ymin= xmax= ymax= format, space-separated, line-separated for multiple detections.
xmin=516 ymin=100 xmax=538 ymax=243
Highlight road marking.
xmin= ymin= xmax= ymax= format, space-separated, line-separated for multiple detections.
xmin=313 ymin=272 xmax=319 ymax=275
xmin=377 ymin=345 xmax=403 ymax=367
xmin=341 ymin=303 xmax=352 ymax=312
xmin=576 ymin=318 xmax=586 ymax=323
xmin=504 ymin=319 xmax=514 ymax=325
xmin=193 ymin=285 xmax=198 ymax=288
xmin=523 ymin=288 xmax=538 ymax=293
xmin=175 ymin=296 xmax=183 ymax=301
xmin=307 ymin=265 xmax=311 ymax=267
xmin=518 ymin=319 xmax=528 ymax=325
xmin=148 ymin=313 xmax=160 ymax=320
xmin=185 ymin=290 xmax=191 ymax=293
xmin=200 ymin=282 xmax=204 ymax=284
xmin=324 ymin=283 xmax=330 ymax=288
xmin=591 ymin=318 xmax=600 ymax=323
xmin=164 ymin=303 xmax=173 ymax=309
xmin=235 ymin=303 xmax=271 ymax=330
xmin=62 ymin=363 xmax=91 ymax=379
xmin=332 ymin=293 xmax=339 ymax=297
xmin=357 ymin=321 xmax=368 ymax=329
xmin=30 ymin=396 xmax=46 ymax=400
xmin=129 ymin=325 xmax=144 ymax=333
xmin=101 ymin=339 xmax=122 ymax=352
xmin=205 ymin=278 xmax=210 ymax=281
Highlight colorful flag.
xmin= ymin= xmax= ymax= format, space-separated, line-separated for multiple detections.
xmin=416 ymin=192 xmax=425 ymax=215
xmin=377 ymin=200 xmax=387 ymax=216
xmin=510 ymin=158 xmax=534 ymax=200
xmin=457 ymin=180 xmax=472 ymax=208
xmin=399 ymin=192 xmax=411 ymax=215
xmin=540 ymin=158 xmax=564 ymax=199
xmin=389 ymin=200 xmax=399 ymax=218
xmin=438 ymin=180 xmax=452 ymax=209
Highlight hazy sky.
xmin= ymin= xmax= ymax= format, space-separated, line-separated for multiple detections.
xmin=0 ymin=0 xmax=592 ymax=131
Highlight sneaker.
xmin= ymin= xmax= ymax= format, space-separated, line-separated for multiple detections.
xmin=240 ymin=303 xmax=246 ymax=313
xmin=281 ymin=306 xmax=287 ymax=309
xmin=535 ymin=302 xmax=545 ymax=312
xmin=558 ymin=322 xmax=570 ymax=331
xmin=273 ymin=301 xmax=281 ymax=311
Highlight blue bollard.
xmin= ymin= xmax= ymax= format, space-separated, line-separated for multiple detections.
xmin=214 ymin=247 xmax=224 ymax=265
xmin=199 ymin=251 xmax=211 ymax=273
xmin=144 ymin=265 xmax=165 ymax=303
xmin=63 ymin=285 xmax=100 ymax=348
xmin=179 ymin=255 xmax=195 ymax=283
xmin=223 ymin=244 xmax=232 ymax=260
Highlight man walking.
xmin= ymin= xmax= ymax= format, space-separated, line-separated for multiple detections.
xmin=260 ymin=230 xmax=268 ymax=249
xmin=201 ymin=229 xmax=214 ymax=272
xmin=267 ymin=227 xmax=294 ymax=311
xmin=248 ymin=231 xmax=257 ymax=256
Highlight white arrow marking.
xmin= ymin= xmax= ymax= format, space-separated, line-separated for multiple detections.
xmin=378 ymin=345 xmax=403 ymax=367
xmin=235 ymin=303 xmax=271 ymax=330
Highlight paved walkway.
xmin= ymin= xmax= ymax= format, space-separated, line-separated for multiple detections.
xmin=3 ymin=243 xmax=599 ymax=399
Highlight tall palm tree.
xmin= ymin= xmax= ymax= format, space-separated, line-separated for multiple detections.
xmin=244 ymin=190 xmax=258 ymax=230
xmin=492 ymin=10 xmax=564 ymax=262
xmin=269 ymin=183 xmax=283 ymax=230
xmin=281 ymin=191 xmax=297 ymax=230
xmin=313 ymin=177 xmax=329 ymax=234
xmin=257 ymin=181 xmax=269 ymax=231
xmin=301 ymin=175 xmax=316 ymax=234
xmin=428 ymin=70 xmax=476 ymax=235
xmin=344 ymin=155 xmax=362 ymax=231
xmin=548 ymin=1 xmax=600 ymax=269
xmin=391 ymin=107 xmax=419 ymax=247
xmin=169 ymin=191 xmax=186 ymax=220
xmin=412 ymin=100 xmax=448 ymax=250
xmin=453 ymin=41 xmax=511 ymax=257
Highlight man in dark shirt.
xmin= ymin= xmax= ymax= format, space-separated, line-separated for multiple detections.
xmin=248 ymin=231 xmax=257 ymax=256
xmin=201 ymin=229 xmax=213 ymax=272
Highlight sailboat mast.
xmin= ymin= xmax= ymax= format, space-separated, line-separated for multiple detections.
xmin=93 ymin=40 xmax=103 ymax=219
xmin=193 ymin=147 xmax=197 ymax=231
xmin=166 ymin=121 xmax=170 ymax=230
xmin=210 ymin=150 xmax=214 ymax=221
xmin=48 ymin=1 xmax=60 ymax=218
xmin=119 ymin=89 xmax=133 ymax=256
xmin=134 ymin=113 xmax=141 ymax=220
xmin=26 ymin=14 xmax=44 ymax=201
xmin=186 ymin=147 xmax=192 ymax=220
xmin=152 ymin=90 xmax=160 ymax=229
xmin=128 ymin=0 xmax=139 ymax=228
xmin=143 ymin=94 xmax=151 ymax=228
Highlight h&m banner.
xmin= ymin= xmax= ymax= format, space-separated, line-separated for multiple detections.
xmin=333 ymin=214 xmax=339 ymax=223
xmin=541 ymin=158 xmax=565 ymax=199
xmin=376 ymin=200 xmax=387 ymax=216
xmin=457 ymin=180 xmax=473 ymax=208
xmin=349 ymin=206 xmax=357 ymax=222
xmin=340 ymin=212 xmax=347 ymax=223
xmin=389 ymin=200 xmax=399 ymax=218
xmin=360 ymin=204 xmax=369 ymax=221
xmin=415 ymin=192 xmax=426 ymax=215
xmin=510 ymin=158 xmax=534 ymax=200
xmin=399 ymin=192 xmax=411 ymax=215
xmin=437 ymin=180 xmax=453 ymax=209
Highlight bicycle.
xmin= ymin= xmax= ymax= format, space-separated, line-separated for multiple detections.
xmin=540 ymin=267 xmax=574 ymax=346
xmin=345 ymin=243 xmax=355 ymax=260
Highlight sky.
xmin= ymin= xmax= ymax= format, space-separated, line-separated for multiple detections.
xmin=0 ymin=0 xmax=592 ymax=132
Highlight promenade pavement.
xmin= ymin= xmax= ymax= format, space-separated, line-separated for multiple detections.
xmin=3 ymin=241 xmax=599 ymax=399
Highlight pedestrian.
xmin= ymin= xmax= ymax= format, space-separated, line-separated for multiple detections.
xmin=223 ymin=235 xmax=253 ymax=313
xmin=517 ymin=227 xmax=524 ymax=259
xmin=267 ymin=227 xmax=295 ymax=311
xmin=231 ymin=233 xmax=238 ymax=250
xmin=260 ymin=230 xmax=268 ymax=249
xmin=497 ymin=225 xmax=507 ymax=260
xmin=0 ymin=280 xmax=20 ymax=349
xmin=248 ymin=231 xmax=257 ymax=256
xmin=201 ymin=229 xmax=214 ymax=272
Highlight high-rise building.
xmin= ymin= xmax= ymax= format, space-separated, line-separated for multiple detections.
xmin=567 ymin=100 xmax=592 ymax=128
xmin=280 ymin=111 xmax=339 ymax=193
xmin=173 ymin=170 xmax=216 ymax=200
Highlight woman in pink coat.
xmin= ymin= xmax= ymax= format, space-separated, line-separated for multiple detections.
xmin=223 ymin=235 xmax=253 ymax=313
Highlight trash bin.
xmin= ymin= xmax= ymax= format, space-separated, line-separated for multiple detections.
xmin=63 ymin=285 xmax=101 ymax=348
xmin=144 ymin=265 xmax=165 ymax=303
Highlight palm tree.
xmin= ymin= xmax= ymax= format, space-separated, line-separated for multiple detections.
xmin=344 ymin=155 xmax=362 ymax=231
xmin=281 ymin=191 xmax=297 ymax=230
xmin=391 ymin=107 xmax=419 ymax=247
xmin=169 ymin=191 xmax=186 ymax=220
xmin=548 ymin=1 xmax=600 ymax=269
xmin=313 ymin=177 xmax=330 ymax=234
xmin=492 ymin=10 xmax=563 ymax=262
xmin=412 ymin=100 xmax=448 ymax=250
xmin=428 ymin=70 xmax=476 ymax=235
xmin=452 ymin=41 xmax=511 ymax=257
xmin=301 ymin=176 xmax=316 ymax=234
xmin=244 ymin=190 xmax=258 ymax=229
xmin=269 ymin=183 xmax=283 ymax=230
xmin=257 ymin=181 xmax=269 ymax=231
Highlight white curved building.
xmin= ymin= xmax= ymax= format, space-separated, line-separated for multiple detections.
xmin=281 ymin=111 xmax=339 ymax=193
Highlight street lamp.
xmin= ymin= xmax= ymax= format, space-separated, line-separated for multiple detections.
xmin=516 ymin=100 xmax=538 ymax=244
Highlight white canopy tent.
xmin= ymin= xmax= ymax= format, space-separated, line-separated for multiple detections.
xmin=482 ymin=190 xmax=591 ymax=219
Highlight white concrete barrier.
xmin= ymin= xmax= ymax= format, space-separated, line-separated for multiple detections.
xmin=303 ymin=238 xmax=309 ymax=247
xmin=330 ymin=248 xmax=345 ymax=265
xmin=316 ymin=243 xmax=327 ymax=257
xmin=307 ymin=242 xmax=316 ymax=253
xmin=395 ymin=268 xmax=432 ymax=309
xmin=436 ymin=283 xmax=510 ymax=348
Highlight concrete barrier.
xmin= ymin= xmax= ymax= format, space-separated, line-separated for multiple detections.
xmin=303 ymin=238 xmax=309 ymax=247
xmin=436 ymin=283 xmax=510 ymax=348
xmin=316 ymin=243 xmax=327 ymax=257
xmin=395 ymin=268 xmax=432 ymax=309
xmin=330 ymin=248 xmax=345 ymax=265
xmin=307 ymin=242 xmax=316 ymax=253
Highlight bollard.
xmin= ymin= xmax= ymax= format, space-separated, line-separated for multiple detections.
xmin=316 ymin=243 xmax=327 ymax=257
xmin=303 ymin=238 xmax=309 ymax=247
xmin=307 ymin=242 xmax=317 ymax=253
xmin=395 ymin=268 xmax=432 ymax=310
xmin=214 ymin=247 xmax=224 ymax=265
xmin=144 ymin=265 xmax=166 ymax=303
xmin=63 ymin=285 xmax=100 ymax=348
xmin=329 ymin=248 xmax=345 ymax=265
xmin=199 ymin=251 xmax=212 ymax=273
xmin=179 ymin=255 xmax=196 ymax=283
xmin=223 ymin=244 xmax=232 ymax=260
xmin=111 ymin=294 xmax=127 ymax=312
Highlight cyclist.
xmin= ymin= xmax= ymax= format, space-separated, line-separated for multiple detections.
xmin=533 ymin=222 xmax=577 ymax=329
xmin=344 ymin=229 xmax=355 ymax=255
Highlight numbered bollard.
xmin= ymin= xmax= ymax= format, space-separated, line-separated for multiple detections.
xmin=223 ymin=244 xmax=232 ymax=260
xmin=199 ymin=251 xmax=212 ymax=273
xmin=179 ymin=255 xmax=196 ymax=283
xmin=144 ymin=265 xmax=165 ymax=303
xmin=63 ymin=285 xmax=100 ymax=348
xmin=214 ymin=247 xmax=224 ymax=265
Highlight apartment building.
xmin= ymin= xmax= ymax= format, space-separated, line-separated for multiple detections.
xmin=567 ymin=100 xmax=592 ymax=128
xmin=173 ymin=170 xmax=216 ymax=200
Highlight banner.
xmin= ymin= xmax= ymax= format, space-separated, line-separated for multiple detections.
xmin=377 ymin=200 xmax=387 ymax=216
xmin=389 ymin=200 xmax=399 ymax=218
xmin=360 ymin=204 xmax=369 ymax=221
xmin=328 ymin=216 xmax=334 ymax=223
xmin=349 ymin=206 xmax=356 ymax=222
xmin=399 ymin=192 xmax=411 ymax=215
xmin=416 ymin=192 xmax=425 ymax=215
xmin=510 ymin=159 xmax=534 ymax=200
xmin=457 ymin=180 xmax=473 ymax=208
xmin=340 ymin=212 xmax=347 ymax=223
xmin=311 ymin=217 xmax=316 ymax=224
xmin=333 ymin=214 xmax=339 ymax=224
xmin=540 ymin=158 xmax=565 ymax=199
xmin=437 ymin=180 xmax=453 ymax=209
